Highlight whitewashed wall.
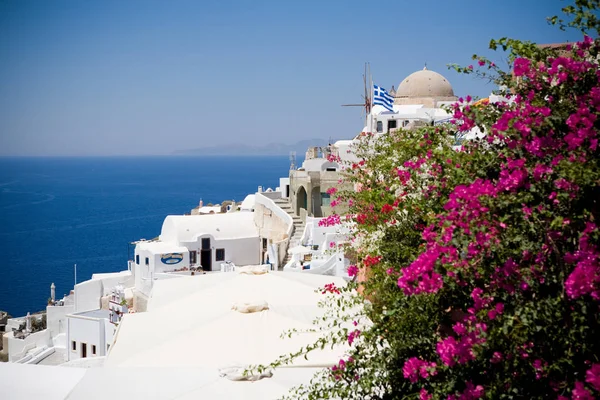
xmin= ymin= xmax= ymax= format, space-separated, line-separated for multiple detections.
xmin=216 ymin=237 xmax=260 ymax=266
xmin=134 ymin=263 xmax=152 ymax=299
xmin=134 ymin=247 xmax=154 ymax=275
xmin=94 ymin=273 xmax=134 ymax=296
xmin=67 ymin=316 xmax=108 ymax=361
xmin=153 ymin=251 xmax=190 ymax=273
xmin=105 ymin=322 xmax=115 ymax=352
xmin=7 ymin=329 xmax=52 ymax=362
xmin=181 ymin=236 xmax=259 ymax=269
xmin=74 ymin=280 xmax=102 ymax=313
xmin=46 ymin=304 xmax=75 ymax=340
xmin=134 ymin=247 xmax=191 ymax=274
xmin=279 ymin=178 xmax=290 ymax=198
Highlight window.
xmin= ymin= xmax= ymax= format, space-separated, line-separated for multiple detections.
xmin=262 ymin=238 xmax=268 ymax=252
xmin=326 ymin=167 xmax=337 ymax=171
xmin=92 ymin=345 xmax=96 ymax=355
xmin=387 ymin=119 xmax=397 ymax=131
xmin=145 ymin=257 xmax=149 ymax=266
xmin=71 ymin=341 xmax=76 ymax=351
xmin=216 ymin=249 xmax=225 ymax=261
xmin=403 ymin=120 xmax=410 ymax=127
xmin=190 ymin=251 xmax=197 ymax=265
xmin=376 ymin=121 xmax=383 ymax=133
xmin=321 ymin=193 xmax=331 ymax=206
xmin=136 ymin=255 xmax=140 ymax=265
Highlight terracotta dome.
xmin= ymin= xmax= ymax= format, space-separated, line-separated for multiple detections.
xmin=396 ymin=67 xmax=455 ymax=98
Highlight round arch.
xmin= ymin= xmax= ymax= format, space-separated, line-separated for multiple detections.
xmin=296 ymin=186 xmax=307 ymax=216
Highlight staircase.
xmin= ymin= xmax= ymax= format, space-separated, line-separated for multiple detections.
xmin=273 ymin=198 xmax=305 ymax=268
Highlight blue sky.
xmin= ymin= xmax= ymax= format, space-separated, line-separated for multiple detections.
xmin=0 ymin=0 xmax=586 ymax=156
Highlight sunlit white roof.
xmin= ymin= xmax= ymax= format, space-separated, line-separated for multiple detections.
xmin=160 ymin=212 xmax=258 ymax=244
xmin=240 ymin=194 xmax=255 ymax=211
xmin=106 ymin=272 xmax=351 ymax=369
xmin=0 ymin=363 xmax=325 ymax=400
xmin=0 ymin=363 xmax=86 ymax=400
xmin=136 ymin=240 xmax=188 ymax=255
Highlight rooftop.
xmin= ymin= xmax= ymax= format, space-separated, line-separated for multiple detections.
xmin=72 ymin=309 xmax=110 ymax=320
xmin=160 ymin=211 xmax=258 ymax=243
xmin=395 ymin=67 xmax=456 ymax=100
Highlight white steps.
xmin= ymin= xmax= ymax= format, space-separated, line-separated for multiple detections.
xmin=274 ymin=198 xmax=305 ymax=268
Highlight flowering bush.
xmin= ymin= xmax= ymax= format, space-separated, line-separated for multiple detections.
xmin=254 ymin=3 xmax=600 ymax=399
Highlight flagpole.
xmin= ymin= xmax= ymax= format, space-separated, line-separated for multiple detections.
xmin=369 ymin=64 xmax=374 ymax=134
xmin=74 ymin=263 xmax=77 ymax=286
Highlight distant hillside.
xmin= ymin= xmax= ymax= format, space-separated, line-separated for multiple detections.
xmin=173 ymin=138 xmax=333 ymax=156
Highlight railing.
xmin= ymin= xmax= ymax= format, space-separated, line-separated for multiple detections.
xmin=255 ymin=192 xmax=294 ymax=266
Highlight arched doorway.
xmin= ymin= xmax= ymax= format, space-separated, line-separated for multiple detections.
xmin=296 ymin=186 xmax=307 ymax=216
xmin=311 ymin=186 xmax=322 ymax=217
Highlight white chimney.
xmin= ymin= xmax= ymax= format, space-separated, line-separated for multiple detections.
xmin=50 ymin=282 xmax=55 ymax=302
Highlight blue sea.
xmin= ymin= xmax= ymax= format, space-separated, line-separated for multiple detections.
xmin=0 ymin=156 xmax=293 ymax=317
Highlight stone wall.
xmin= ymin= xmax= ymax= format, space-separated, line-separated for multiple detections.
xmin=254 ymin=203 xmax=289 ymax=242
xmin=133 ymin=291 xmax=149 ymax=313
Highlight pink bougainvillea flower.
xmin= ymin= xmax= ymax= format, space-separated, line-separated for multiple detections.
xmin=321 ymin=283 xmax=341 ymax=295
xmin=347 ymin=265 xmax=359 ymax=277
xmin=586 ymin=364 xmax=600 ymax=392
xmin=318 ymin=214 xmax=341 ymax=227
xmin=572 ymin=381 xmax=594 ymax=400
xmin=419 ymin=388 xmax=432 ymax=400
xmin=347 ymin=329 xmax=361 ymax=345
xmin=402 ymin=357 xmax=437 ymax=383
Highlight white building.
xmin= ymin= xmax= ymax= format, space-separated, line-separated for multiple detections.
xmin=66 ymin=309 xmax=114 ymax=361
xmin=0 ymin=270 xmax=364 ymax=400
xmin=333 ymin=67 xmax=459 ymax=165
xmin=288 ymin=147 xmax=341 ymax=220
xmin=133 ymin=210 xmax=260 ymax=278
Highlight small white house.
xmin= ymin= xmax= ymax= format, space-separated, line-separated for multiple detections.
xmin=134 ymin=241 xmax=189 ymax=274
xmin=66 ymin=309 xmax=114 ymax=361
xmin=133 ymin=211 xmax=260 ymax=274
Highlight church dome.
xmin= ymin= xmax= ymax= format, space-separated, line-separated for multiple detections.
xmin=396 ymin=67 xmax=455 ymax=98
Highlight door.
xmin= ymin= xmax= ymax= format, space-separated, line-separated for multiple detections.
xmin=81 ymin=343 xmax=87 ymax=358
xmin=201 ymin=249 xmax=212 ymax=271
xmin=262 ymin=238 xmax=268 ymax=263
xmin=201 ymin=238 xmax=211 ymax=271
xmin=190 ymin=251 xmax=197 ymax=266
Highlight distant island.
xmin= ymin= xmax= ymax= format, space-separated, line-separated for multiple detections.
xmin=173 ymin=138 xmax=334 ymax=156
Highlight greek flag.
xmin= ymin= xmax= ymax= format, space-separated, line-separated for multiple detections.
xmin=373 ymin=84 xmax=394 ymax=112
